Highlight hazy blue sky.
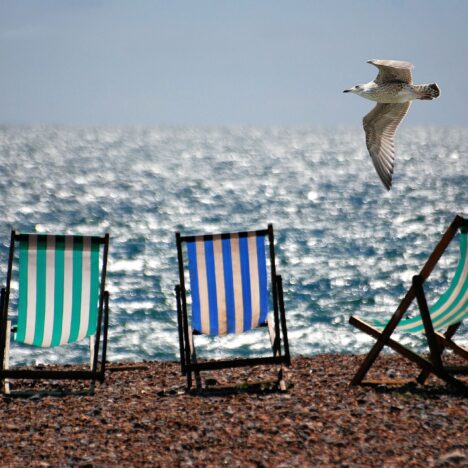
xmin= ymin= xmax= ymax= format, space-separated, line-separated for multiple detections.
xmin=1 ymin=0 xmax=467 ymax=126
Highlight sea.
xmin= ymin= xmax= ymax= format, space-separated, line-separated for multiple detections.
xmin=0 ymin=126 xmax=467 ymax=366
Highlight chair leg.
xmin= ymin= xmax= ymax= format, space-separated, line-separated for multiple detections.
xmin=3 ymin=320 xmax=11 ymax=395
xmin=276 ymin=275 xmax=291 ymax=365
xmin=417 ymin=323 xmax=461 ymax=384
xmin=349 ymin=313 xmax=404 ymax=385
xmin=184 ymin=328 xmax=195 ymax=390
xmin=278 ymin=366 xmax=287 ymax=391
xmin=0 ymin=288 xmax=7 ymax=376
xmin=188 ymin=331 xmax=202 ymax=390
xmin=194 ymin=371 xmax=202 ymax=390
xmin=180 ymin=295 xmax=193 ymax=389
xmin=84 ymin=336 xmax=96 ymax=394
xmin=175 ymin=286 xmax=186 ymax=375
xmin=411 ymin=277 xmax=466 ymax=389
xmin=349 ymin=276 xmax=422 ymax=385
xmin=413 ymin=276 xmax=443 ymax=369
xmin=267 ymin=315 xmax=278 ymax=357
xmin=100 ymin=291 xmax=110 ymax=380
xmin=89 ymin=335 xmax=95 ymax=370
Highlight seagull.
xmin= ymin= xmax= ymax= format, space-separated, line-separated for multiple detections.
xmin=344 ymin=59 xmax=440 ymax=190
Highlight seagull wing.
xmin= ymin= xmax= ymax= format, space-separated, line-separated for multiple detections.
xmin=368 ymin=59 xmax=413 ymax=84
xmin=363 ymin=102 xmax=411 ymax=190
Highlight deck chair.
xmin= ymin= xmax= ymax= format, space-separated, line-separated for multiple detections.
xmin=349 ymin=214 xmax=468 ymax=391
xmin=175 ymin=224 xmax=291 ymax=390
xmin=0 ymin=231 xmax=110 ymax=393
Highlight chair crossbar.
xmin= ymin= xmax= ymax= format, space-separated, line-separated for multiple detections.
xmin=179 ymin=228 xmax=269 ymax=243
xmin=186 ymin=355 xmax=290 ymax=372
xmin=1 ymin=369 xmax=104 ymax=381
xmin=349 ymin=316 xmax=432 ymax=371
xmin=15 ymin=233 xmax=106 ymax=244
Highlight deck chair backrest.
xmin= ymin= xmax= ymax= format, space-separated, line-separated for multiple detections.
xmin=429 ymin=226 xmax=468 ymax=330
xmin=176 ymin=224 xmax=290 ymax=390
xmin=349 ymin=215 xmax=467 ymax=390
xmin=16 ymin=234 xmax=101 ymax=348
xmin=185 ymin=231 xmax=269 ymax=336
xmin=373 ymin=227 xmax=468 ymax=334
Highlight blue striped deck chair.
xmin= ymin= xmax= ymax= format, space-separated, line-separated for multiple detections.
xmin=0 ymin=231 xmax=110 ymax=393
xmin=350 ymin=214 xmax=468 ymax=391
xmin=175 ymin=224 xmax=290 ymax=390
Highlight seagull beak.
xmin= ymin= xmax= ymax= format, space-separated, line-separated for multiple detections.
xmin=343 ymin=89 xmax=352 ymax=93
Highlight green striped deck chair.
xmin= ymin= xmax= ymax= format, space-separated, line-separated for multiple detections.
xmin=0 ymin=232 xmax=110 ymax=392
xmin=349 ymin=215 xmax=468 ymax=391
xmin=175 ymin=224 xmax=290 ymax=390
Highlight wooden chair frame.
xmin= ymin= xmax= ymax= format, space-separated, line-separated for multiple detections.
xmin=349 ymin=214 xmax=468 ymax=391
xmin=0 ymin=231 xmax=110 ymax=392
xmin=175 ymin=224 xmax=291 ymax=390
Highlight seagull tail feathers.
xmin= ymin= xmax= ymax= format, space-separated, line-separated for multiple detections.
xmin=414 ymin=83 xmax=440 ymax=100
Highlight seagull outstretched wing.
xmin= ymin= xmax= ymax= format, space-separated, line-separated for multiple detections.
xmin=368 ymin=59 xmax=413 ymax=85
xmin=363 ymin=102 xmax=411 ymax=190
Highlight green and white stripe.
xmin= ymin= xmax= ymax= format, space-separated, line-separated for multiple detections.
xmin=16 ymin=235 xmax=100 ymax=348
xmin=373 ymin=230 xmax=468 ymax=333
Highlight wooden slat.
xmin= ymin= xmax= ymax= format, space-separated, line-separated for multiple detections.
xmin=179 ymin=229 xmax=269 ymax=243
xmin=0 ymin=369 xmax=101 ymax=380
xmin=187 ymin=355 xmax=289 ymax=372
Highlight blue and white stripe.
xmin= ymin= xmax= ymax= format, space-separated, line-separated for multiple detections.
xmin=187 ymin=232 xmax=268 ymax=336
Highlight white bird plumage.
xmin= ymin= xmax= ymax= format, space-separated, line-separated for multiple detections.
xmin=344 ymin=59 xmax=440 ymax=190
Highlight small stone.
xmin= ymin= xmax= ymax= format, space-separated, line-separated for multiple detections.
xmin=437 ymin=450 xmax=467 ymax=465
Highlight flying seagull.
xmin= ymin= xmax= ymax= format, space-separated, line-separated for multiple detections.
xmin=344 ymin=59 xmax=440 ymax=190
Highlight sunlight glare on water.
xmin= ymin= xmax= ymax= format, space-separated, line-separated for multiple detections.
xmin=0 ymin=126 xmax=466 ymax=365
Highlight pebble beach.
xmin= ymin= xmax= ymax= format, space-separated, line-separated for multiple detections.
xmin=2 ymin=2 xmax=468 ymax=466
xmin=0 ymin=354 xmax=466 ymax=466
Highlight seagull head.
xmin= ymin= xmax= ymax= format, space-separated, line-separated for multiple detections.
xmin=343 ymin=85 xmax=362 ymax=94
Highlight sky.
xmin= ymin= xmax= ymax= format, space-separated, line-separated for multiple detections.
xmin=1 ymin=0 xmax=467 ymax=127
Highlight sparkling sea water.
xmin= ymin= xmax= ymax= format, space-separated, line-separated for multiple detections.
xmin=0 ymin=126 xmax=467 ymax=365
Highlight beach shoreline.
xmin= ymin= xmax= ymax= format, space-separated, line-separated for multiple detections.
xmin=0 ymin=354 xmax=466 ymax=466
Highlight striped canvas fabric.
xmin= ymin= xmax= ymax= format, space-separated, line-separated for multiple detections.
xmin=374 ymin=228 xmax=468 ymax=333
xmin=186 ymin=232 xmax=269 ymax=336
xmin=16 ymin=235 xmax=101 ymax=348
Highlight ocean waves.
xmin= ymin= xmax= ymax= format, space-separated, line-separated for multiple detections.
xmin=0 ymin=126 xmax=467 ymax=364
